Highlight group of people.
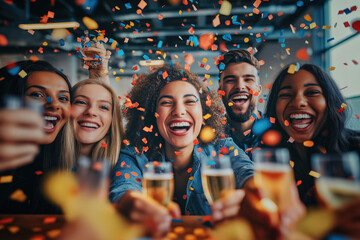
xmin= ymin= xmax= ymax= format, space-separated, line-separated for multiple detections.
xmin=0 ymin=46 xmax=359 ymax=239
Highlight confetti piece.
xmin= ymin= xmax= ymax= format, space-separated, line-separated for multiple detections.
xmin=138 ymin=0 xmax=147 ymax=9
xmin=0 ymin=34 xmax=8 ymax=46
xmin=203 ymin=113 xmax=211 ymax=120
xmin=309 ymin=170 xmax=321 ymax=178
xmin=82 ymin=16 xmax=98 ymax=30
xmin=175 ymin=151 xmax=181 ymax=156
xmin=234 ymin=149 xmax=239 ymax=156
xmin=296 ymin=180 xmax=302 ymax=186
xmin=287 ymin=136 xmax=295 ymax=143
xmin=124 ymin=173 xmax=130 ymax=179
xmin=10 ymin=189 xmax=27 ymax=202
xmin=253 ymin=0 xmax=261 ymax=8
xmin=303 ymin=140 xmax=314 ymax=147
xmin=43 ymin=217 xmax=56 ymax=224
xmin=0 ymin=218 xmax=14 ymax=224
xmin=304 ymin=14 xmax=312 ymax=22
xmin=193 ymin=139 xmax=199 ymax=145
xmin=287 ymin=64 xmax=297 ymax=74
xmin=309 ymin=22 xmax=317 ymax=29
xmin=219 ymin=1 xmax=232 ymax=16
xmin=212 ymin=15 xmax=220 ymax=27
xmin=131 ymin=172 xmax=138 ymax=176
xmin=143 ymin=125 xmax=153 ymax=132
xmin=116 ymin=171 xmax=121 ymax=176
xmin=101 ymin=141 xmax=108 ymax=148
xmin=329 ymin=66 xmax=335 ymax=71
xmin=199 ymin=126 xmax=215 ymax=143
xmin=46 ymin=229 xmax=61 ymax=238
xmin=262 ymin=130 xmax=282 ymax=146
xmin=289 ymin=160 xmax=294 ymax=168
xmin=243 ymin=129 xmax=251 ymax=136
xmin=174 ymin=226 xmax=186 ymax=234
xmin=284 ymin=120 xmax=289 ymax=126
xmin=0 ymin=175 xmax=13 ymax=183
xmin=8 ymin=226 xmax=19 ymax=234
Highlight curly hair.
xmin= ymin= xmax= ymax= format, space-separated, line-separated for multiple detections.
xmin=125 ymin=64 xmax=224 ymax=158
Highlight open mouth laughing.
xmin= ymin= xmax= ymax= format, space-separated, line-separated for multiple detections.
xmin=168 ymin=120 xmax=192 ymax=136
xmin=78 ymin=120 xmax=100 ymax=131
xmin=229 ymin=92 xmax=250 ymax=107
xmin=288 ymin=113 xmax=314 ymax=131
xmin=43 ymin=113 xmax=60 ymax=133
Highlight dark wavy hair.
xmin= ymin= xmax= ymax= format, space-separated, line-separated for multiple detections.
xmin=265 ymin=63 xmax=358 ymax=153
xmin=0 ymin=60 xmax=72 ymax=170
xmin=125 ymin=64 xmax=224 ymax=158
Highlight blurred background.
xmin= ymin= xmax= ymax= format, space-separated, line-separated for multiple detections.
xmin=0 ymin=0 xmax=359 ymax=129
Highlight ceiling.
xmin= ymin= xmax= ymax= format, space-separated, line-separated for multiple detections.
xmin=0 ymin=0 xmax=326 ymax=77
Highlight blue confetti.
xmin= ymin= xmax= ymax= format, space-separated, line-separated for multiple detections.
xmin=297 ymin=1 xmax=304 ymax=7
xmin=120 ymin=23 xmax=126 ymax=27
xmin=46 ymin=97 xmax=52 ymax=103
xmin=59 ymin=39 xmax=65 ymax=46
xmin=157 ymin=40 xmax=163 ymax=48
xmin=8 ymin=66 xmax=20 ymax=76
xmin=207 ymin=160 xmax=216 ymax=166
xmin=172 ymin=219 xmax=183 ymax=223
xmin=278 ymin=38 xmax=285 ymax=43
xmin=344 ymin=8 xmax=351 ymax=15
xmin=262 ymin=11 xmax=269 ymax=18
xmin=256 ymin=38 xmax=261 ymax=43
xmin=252 ymin=118 xmax=272 ymax=135
xmin=125 ymin=2 xmax=132 ymax=9
xmin=281 ymin=43 xmax=286 ymax=48
xmin=222 ymin=34 xmax=232 ymax=41
xmin=143 ymin=55 xmax=149 ymax=60
xmin=189 ymin=36 xmax=199 ymax=46
xmin=117 ymin=49 xmax=124 ymax=56
xmin=169 ymin=158 xmax=174 ymax=162
xmin=219 ymin=63 xmax=225 ymax=70
xmin=327 ymin=38 xmax=335 ymax=43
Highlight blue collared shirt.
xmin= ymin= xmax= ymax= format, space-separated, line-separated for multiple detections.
xmin=109 ymin=138 xmax=254 ymax=215
xmin=225 ymin=111 xmax=263 ymax=160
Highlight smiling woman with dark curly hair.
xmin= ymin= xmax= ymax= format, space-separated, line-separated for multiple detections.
xmin=109 ymin=64 xmax=254 ymax=238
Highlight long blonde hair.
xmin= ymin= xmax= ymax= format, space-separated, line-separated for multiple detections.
xmin=61 ymin=79 xmax=124 ymax=169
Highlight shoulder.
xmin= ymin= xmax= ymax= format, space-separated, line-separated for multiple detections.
xmin=116 ymin=145 xmax=150 ymax=167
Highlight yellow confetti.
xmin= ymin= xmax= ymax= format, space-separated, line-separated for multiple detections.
xmin=219 ymin=0 xmax=232 ymax=16
xmin=203 ymin=113 xmax=211 ymax=120
xmin=340 ymin=103 xmax=347 ymax=109
xmin=189 ymin=176 xmax=194 ymax=180
xmin=234 ymin=149 xmax=238 ymax=156
xmin=10 ymin=189 xmax=27 ymax=202
xmin=83 ymin=16 xmax=98 ymax=30
xmin=329 ymin=66 xmax=336 ymax=71
xmin=289 ymin=160 xmax=294 ymax=168
xmin=115 ymin=77 xmax=120 ymax=82
xmin=0 ymin=175 xmax=13 ymax=183
xmin=322 ymin=25 xmax=331 ymax=29
xmin=179 ymin=10 xmax=182 ymax=15
xmin=42 ymin=42 xmax=48 ymax=46
xmin=310 ymin=22 xmax=317 ymax=29
xmin=204 ymin=74 xmax=210 ymax=78
xmin=199 ymin=126 xmax=215 ymax=143
xmin=304 ymin=14 xmax=312 ymax=22
xmin=244 ymin=37 xmax=249 ymax=43
xmin=287 ymin=64 xmax=297 ymax=74
xmin=309 ymin=170 xmax=321 ymax=178
xmin=228 ymin=102 xmax=233 ymax=106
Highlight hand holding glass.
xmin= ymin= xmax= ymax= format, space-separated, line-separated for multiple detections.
xmin=143 ymin=162 xmax=174 ymax=206
xmin=201 ymin=155 xmax=235 ymax=204
xmin=312 ymin=152 xmax=360 ymax=209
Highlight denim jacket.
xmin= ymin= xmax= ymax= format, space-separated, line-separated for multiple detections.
xmin=109 ymin=138 xmax=254 ymax=215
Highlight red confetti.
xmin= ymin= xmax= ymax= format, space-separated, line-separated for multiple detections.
xmin=197 ymin=148 xmax=202 ymax=153
xmin=101 ymin=141 xmax=107 ymax=148
xmin=116 ymin=171 xmax=121 ymax=176
xmin=35 ymin=171 xmax=43 ymax=175
xmin=193 ymin=139 xmax=199 ymax=145
xmin=202 ymin=215 xmax=211 ymax=222
xmin=220 ymin=147 xmax=229 ymax=155
xmin=0 ymin=34 xmax=8 ymax=46
xmin=43 ymin=217 xmax=56 ymax=224
xmin=135 ymin=178 xmax=141 ymax=182
xmin=183 ymin=194 xmax=187 ymax=199
xmin=355 ymin=114 xmax=359 ymax=119
xmin=187 ymin=168 xmax=192 ymax=173
xmin=296 ymin=180 xmax=302 ymax=186
xmin=120 ymin=161 xmax=126 ymax=167
xmin=175 ymin=151 xmax=181 ymax=156
xmin=344 ymin=21 xmax=350 ymax=28
xmin=0 ymin=217 xmax=14 ymax=224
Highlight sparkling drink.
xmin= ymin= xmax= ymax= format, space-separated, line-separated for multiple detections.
xmin=254 ymin=163 xmax=293 ymax=209
xmin=143 ymin=173 xmax=174 ymax=206
xmin=316 ymin=177 xmax=360 ymax=208
xmin=202 ymin=168 xmax=235 ymax=204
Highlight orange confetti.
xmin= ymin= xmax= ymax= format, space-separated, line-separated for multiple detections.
xmin=243 ymin=129 xmax=251 ymax=136
xmin=270 ymin=117 xmax=275 ymax=124
xmin=262 ymin=130 xmax=282 ymax=146
xmin=142 ymin=138 xmax=148 ymax=144
xmin=0 ymin=34 xmax=8 ymax=46
xmin=175 ymin=151 xmax=181 ymax=156
xmin=143 ymin=125 xmax=153 ymax=132
xmin=187 ymin=168 xmax=192 ymax=173
xmin=131 ymin=172 xmax=138 ymax=177
xmin=296 ymin=180 xmax=302 ymax=186
xmin=197 ymin=148 xmax=202 ymax=153
xmin=162 ymin=71 xmax=168 ymax=79
xmin=212 ymin=15 xmax=220 ymax=27
xmin=116 ymin=171 xmax=121 ymax=176
xmin=120 ymin=161 xmax=126 ymax=167
xmin=193 ymin=139 xmax=199 ymax=145
xmin=43 ymin=217 xmax=56 ymax=224
xmin=124 ymin=173 xmax=130 ymax=179
xmin=284 ymin=120 xmax=289 ymax=126
xmin=303 ymin=140 xmax=314 ymax=147
xmin=158 ymin=14 xmax=164 ymax=20
xmin=123 ymin=139 xmax=130 ymax=145
xmin=199 ymin=33 xmax=215 ymax=50
xmin=101 ymin=141 xmax=108 ymax=148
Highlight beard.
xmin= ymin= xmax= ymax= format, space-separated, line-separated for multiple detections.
xmin=223 ymin=98 xmax=256 ymax=123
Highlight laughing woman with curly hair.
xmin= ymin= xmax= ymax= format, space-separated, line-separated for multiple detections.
xmin=109 ymin=64 xmax=254 ymax=237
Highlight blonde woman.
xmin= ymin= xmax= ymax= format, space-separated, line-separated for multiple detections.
xmin=62 ymin=79 xmax=124 ymax=168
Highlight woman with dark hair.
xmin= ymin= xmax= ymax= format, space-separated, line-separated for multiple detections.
xmin=265 ymin=63 xmax=360 ymax=206
xmin=110 ymin=64 xmax=254 ymax=237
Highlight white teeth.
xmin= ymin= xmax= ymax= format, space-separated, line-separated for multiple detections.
xmin=232 ymin=95 xmax=248 ymax=100
xmin=170 ymin=122 xmax=190 ymax=128
xmin=44 ymin=116 xmax=58 ymax=121
xmin=44 ymin=122 xmax=54 ymax=130
xmin=80 ymin=122 xmax=99 ymax=128
xmin=289 ymin=113 xmax=311 ymax=119
xmin=293 ymin=124 xmax=310 ymax=129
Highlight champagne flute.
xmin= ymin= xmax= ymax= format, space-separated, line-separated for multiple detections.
xmin=142 ymin=161 xmax=174 ymax=206
xmin=253 ymin=148 xmax=293 ymax=210
xmin=312 ymin=152 xmax=360 ymax=209
xmin=201 ymin=155 xmax=235 ymax=204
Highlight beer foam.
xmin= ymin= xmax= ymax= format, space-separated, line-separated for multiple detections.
xmin=143 ymin=173 xmax=173 ymax=180
xmin=202 ymin=168 xmax=234 ymax=176
xmin=254 ymin=163 xmax=290 ymax=172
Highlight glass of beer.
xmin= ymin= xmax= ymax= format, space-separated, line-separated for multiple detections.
xmin=312 ymin=152 xmax=360 ymax=209
xmin=142 ymin=161 xmax=174 ymax=206
xmin=201 ymin=155 xmax=235 ymax=204
xmin=253 ymin=148 xmax=293 ymax=210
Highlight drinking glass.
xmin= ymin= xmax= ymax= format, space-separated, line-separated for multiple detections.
xmin=201 ymin=155 xmax=235 ymax=204
xmin=142 ymin=161 xmax=174 ymax=206
xmin=312 ymin=152 xmax=360 ymax=208
xmin=253 ymin=148 xmax=293 ymax=210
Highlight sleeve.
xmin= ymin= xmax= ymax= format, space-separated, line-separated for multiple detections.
xmin=218 ymin=138 xmax=254 ymax=188
xmin=109 ymin=146 xmax=145 ymax=203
